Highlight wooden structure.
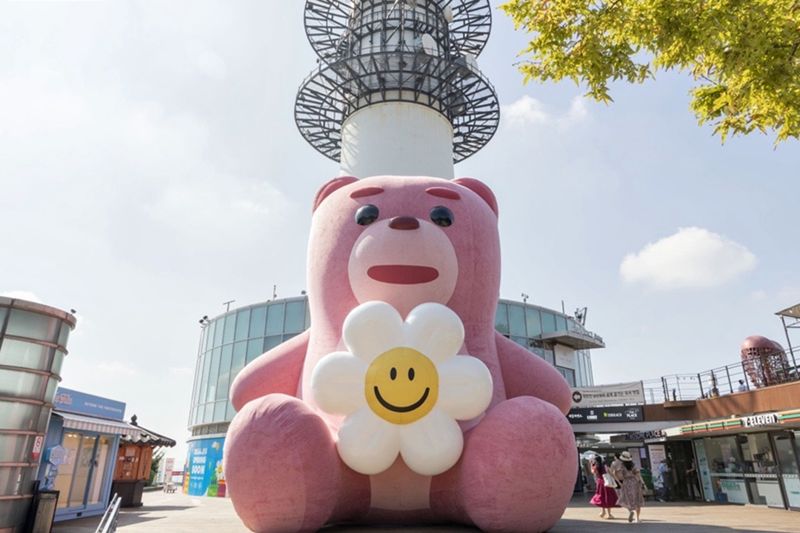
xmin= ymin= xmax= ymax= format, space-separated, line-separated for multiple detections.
xmin=111 ymin=415 xmax=175 ymax=507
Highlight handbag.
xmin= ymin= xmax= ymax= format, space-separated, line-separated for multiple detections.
xmin=602 ymin=472 xmax=619 ymax=489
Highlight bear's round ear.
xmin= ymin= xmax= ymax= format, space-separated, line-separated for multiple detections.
xmin=313 ymin=176 xmax=359 ymax=213
xmin=453 ymin=177 xmax=498 ymax=217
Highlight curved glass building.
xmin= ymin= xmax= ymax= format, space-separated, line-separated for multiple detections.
xmin=185 ymin=295 xmax=602 ymax=497
xmin=0 ymin=297 xmax=76 ymax=531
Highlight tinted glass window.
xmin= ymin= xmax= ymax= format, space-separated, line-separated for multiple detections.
xmin=222 ymin=314 xmax=236 ymax=345
xmin=263 ymin=335 xmax=282 ymax=352
xmin=541 ymin=312 xmax=557 ymax=334
xmin=246 ymin=339 xmax=263 ymax=364
xmin=6 ymin=310 xmax=60 ymax=343
xmin=556 ymin=315 xmax=567 ymax=332
xmin=231 ymin=341 xmax=247 ymax=376
xmin=58 ymin=323 xmax=70 ymax=348
xmin=525 ymin=308 xmax=541 ymax=336
xmin=284 ymin=301 xmax=306 ymax=333
xmin=508 ymin=305 xmax=526 ymax=336
xmin=198 ymin=351 xmax=212 ymax=405
xmin=0 ymin=340 xmax=51 ymax=371
xmin=206 ymin=348 xmax=221 ymax=402
xmin=511 ymin=336 xmax=527 ymax=348
xmin=213 ymin=401 xmax=226 ymax=422
xmin=226 ymin=400 xmax=236 ymax=420
xmin=203 ymin=322 xmax=214 ymax=351
xmin=249 ymin=305 xmax=267 ymax=339
xmin=266 ymin=303 xmax=285 ymax=335
xmin=216 ymin=344 xmax=233 ymax=400
xmin=494 ymin=304 xmax=509 ymax=335
xmin=235 ymin=309 xmax=250 ymax=341
xmin=557 ymin=367 xmax=576 ymax=387
xmin=213 ymin=319 xmax=224 ymax=347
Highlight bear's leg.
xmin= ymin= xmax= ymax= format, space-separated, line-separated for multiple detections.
xmin=224 ymin=394 xmax=368 ymax=532
xmin=457 ymin=396 xmax=577 ymax=532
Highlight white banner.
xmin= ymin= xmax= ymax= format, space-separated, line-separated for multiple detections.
xmin=571 ymin=381 xmax=645 ymax=408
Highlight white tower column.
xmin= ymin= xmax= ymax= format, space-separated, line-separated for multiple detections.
xmin=340 ymin=103 xmax=454 ymax=178
xmin=296 ymin=0 xmax=499 ymax=178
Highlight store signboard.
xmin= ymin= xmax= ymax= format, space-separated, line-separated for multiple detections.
xmin=53 ymin=387 xmax=126 ymax=421
xmin=187 ymin=438 xmax=226 ymax=497
xmin=622 ymin=430 xmax=667 ymax=442
xmin=742 ymin=412 xmax=779 ymax=428
xmin=567 ymin=406 xmax=643 ymax=424
xmin=570 ymin=382 xmax=644 ymax=408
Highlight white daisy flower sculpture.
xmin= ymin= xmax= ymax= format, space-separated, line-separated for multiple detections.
xmin=311 ymin=301 xmax=493 ymax=476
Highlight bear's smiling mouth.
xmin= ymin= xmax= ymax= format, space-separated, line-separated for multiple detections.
xmin=373 ymin=386 xmax=430 ymax=413
xmin=367 ymin=265 xmax=439 ymax=284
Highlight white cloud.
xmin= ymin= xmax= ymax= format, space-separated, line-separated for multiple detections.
xmin=620 ymin=227 xmax=757 ymax=290
xmin=0 ymin=290 xmax=43 ymax=303
xmin=502 ymin=95 xmax=549 ymax=126
xmin=501 ymin=95 xmax=589 ymax=128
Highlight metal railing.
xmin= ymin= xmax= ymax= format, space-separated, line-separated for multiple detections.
xmin=641 ymin=345 xmax=799 ymax=404
xmin=95 ymin=493 xmax=122 ymax=533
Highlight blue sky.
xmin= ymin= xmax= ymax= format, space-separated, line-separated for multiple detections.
xmin=1 ymin=1 xmax=798 ymax=462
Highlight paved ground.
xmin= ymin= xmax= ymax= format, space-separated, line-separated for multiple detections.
xmin=53 ymin=490 xmax=800 ymax=532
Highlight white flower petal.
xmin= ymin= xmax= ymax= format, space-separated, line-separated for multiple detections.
xmin=343 ymin=301 xmax=404 ymax=361
xmin=437 ymin=356 xmax=493 ymax=420
xmin=404 ymin=303 xmax=464 ymax=363
xmin=337 ymin=408 xmax=400 ymax=475
xmin=310 ymin=352 xmax=367 ymax=415
xmin=399 ymin=408 xmax=463 ymax=476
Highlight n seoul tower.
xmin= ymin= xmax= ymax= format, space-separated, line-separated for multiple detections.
xmin=295 ymin=0 xmax=499 ymax=179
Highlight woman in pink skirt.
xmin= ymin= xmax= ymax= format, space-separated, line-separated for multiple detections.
xmin=590 ymin=455 xmax=619 ymax=519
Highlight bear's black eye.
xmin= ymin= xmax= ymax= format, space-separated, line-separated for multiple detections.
xmin=430 ymin=205 xmax=453 ymax=227
xmin=355 ymin=204 xmax=379 ymax=226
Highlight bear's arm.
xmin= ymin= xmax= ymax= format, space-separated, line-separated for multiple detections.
xmin=495 ymin=332 xmax=572 ymax=414
xmin=230 ymin=330 xmax=309 ymax=411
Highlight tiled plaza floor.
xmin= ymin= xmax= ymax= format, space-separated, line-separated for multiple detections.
xmin=52 ymin=490 xmax=799 ymax=532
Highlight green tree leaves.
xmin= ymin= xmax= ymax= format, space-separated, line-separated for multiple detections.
xmin=501 ymin=0 xmax=800 ymax=143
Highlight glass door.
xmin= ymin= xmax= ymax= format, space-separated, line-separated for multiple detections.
xmin=53 ymin=432 xmax=81 ymax=508
xmin=741 ymin=432 xmax=783 ymax=507
xmin=87 ymin=436 xmax=111 ymax=506
xmin=68 ymin=435 xmax=98 ymax=508
xmin=773 ymin=432 xmax=800 ymax=510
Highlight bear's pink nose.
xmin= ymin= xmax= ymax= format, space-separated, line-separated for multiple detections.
xmin=389 ymin=216 xmax=419 ymax=230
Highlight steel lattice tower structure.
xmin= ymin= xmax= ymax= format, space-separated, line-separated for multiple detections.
xmin=295 ymin=0 xmax=499 ymax=179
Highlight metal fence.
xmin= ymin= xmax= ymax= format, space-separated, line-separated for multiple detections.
xmin=641 ymin=345 xmax=799 ymax=404
xmin=95 ymin=493 xmax=122 ymax=533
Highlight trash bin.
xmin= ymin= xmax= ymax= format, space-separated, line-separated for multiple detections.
xmin=26 ymin=489 xmax=59 ymax=533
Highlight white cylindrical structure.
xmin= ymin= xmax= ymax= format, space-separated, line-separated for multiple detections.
xmin=340 ymin=102 xmax=454 ymax=179
xmin=297 ymin=1 xmax=497 ymax=171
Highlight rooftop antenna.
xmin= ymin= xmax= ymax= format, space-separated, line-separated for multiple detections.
xmin=273 ymin=285 xmax=278 ymax=299
xmin=223 ymin=300 xmax=236 ymax=312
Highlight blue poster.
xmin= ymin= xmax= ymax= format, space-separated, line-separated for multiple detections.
xmin=186 ymin=437 xmax=226 ymax=497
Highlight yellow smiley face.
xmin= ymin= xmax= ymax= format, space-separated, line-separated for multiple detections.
xmin=365 ymin=347 xmax=439 ymax=425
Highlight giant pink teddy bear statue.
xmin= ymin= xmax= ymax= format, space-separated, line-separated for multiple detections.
xmin=224 ymin=175 xmax=577 ymax=532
